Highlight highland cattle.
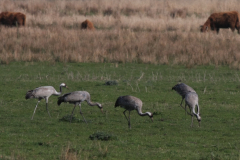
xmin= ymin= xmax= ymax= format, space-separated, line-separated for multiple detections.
xmin=0 ymin=12 xmax=26 ymax=27
xmin=200 ymin=11 xmax=240 ymax=34
xmin=81 ymin=19 xmax=95 ymax=30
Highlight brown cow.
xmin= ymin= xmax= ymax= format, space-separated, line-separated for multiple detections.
xmin=200 ymin=11 xmax=240 ymax=34
xmin=0 ymin=12 xmax=26 ymax=27
xmin=170 ymin=8 xmax=188 ymax=19
xmin=81 ymin=19 xmax=95 ymax=30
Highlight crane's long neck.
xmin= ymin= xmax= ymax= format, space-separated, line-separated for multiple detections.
xmin=54 ymin=86 xmax=63 ymax=96
xmin=193 ymin=104 xmax=201 ymax=120
xmin=86 ymin=99 xmax=99 ymax=106
xmin=59 ymin=85 xmax=63 ymax=94
xmin=137 ymin=108 xmax=152 ymax=117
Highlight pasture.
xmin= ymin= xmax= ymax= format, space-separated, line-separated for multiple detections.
xmin=0 ymin=62 xmax=240 ymax=159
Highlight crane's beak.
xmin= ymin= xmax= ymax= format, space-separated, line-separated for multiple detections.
xmin=151 ymin=117 xmax=153 ymax=122
xmin=100 ymin=108 xmax=104 ymax=114
xmin=66 ymin=86 xmax=69 ymax=89
xmin=198 ymin=120 xmax=201 ymax=127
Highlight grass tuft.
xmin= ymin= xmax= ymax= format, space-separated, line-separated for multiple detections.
xmin=105 ymin=80 xmax=118 ymax=86
xmin=59 ymin=114 xmax=81 ymax=123
xmin=60 ymin=143 xmax=80 ymax=160
xmin=89 ymin=131 xmax=117 ymax=141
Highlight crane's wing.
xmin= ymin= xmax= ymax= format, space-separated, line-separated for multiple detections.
xmin=172 ymin=83 xmax=196 ymax=97
xmin=33 ymin=87 xmax=55 ymax=98
xmin=61 ymin=91 xmax=88 ymax=103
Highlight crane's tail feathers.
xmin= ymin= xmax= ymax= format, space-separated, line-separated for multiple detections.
xmin=25 ymin=90 xmax=34 ymax=99
xmin=114 ymin=101 xmax=119 ymax=107
xmin=57 ymin=93 xmax=71 ymax=106
xmin=114 ymin=97 xmax=121 ymax=107
xmin=57 ymin=96 xmax=64 ymax=106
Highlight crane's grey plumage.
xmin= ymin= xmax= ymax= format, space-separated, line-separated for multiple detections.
xmin=25 ymin=83 xmax=68 ymax=120
xmin=172 ymin=83 xmax=196 ymax=115
xmin=172 ymin=83 xmax=196 ymax=107
xmin=185 ymin=92 xmax=201 ymax=127
xmin=115 ymin=95 xmax=153 ymax=129
xmin=57 ymin=91 xmax=103 ymax=123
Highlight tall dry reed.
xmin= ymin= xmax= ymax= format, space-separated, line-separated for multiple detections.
xmin=1 ymin=0 xmax=240 ymax=68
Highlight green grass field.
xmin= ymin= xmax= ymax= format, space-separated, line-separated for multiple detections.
xmin=0 ymin=62 xmax=240 ymax=159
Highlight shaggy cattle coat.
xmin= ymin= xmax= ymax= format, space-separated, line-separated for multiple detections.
xmin=0 ymin=12 xmax=26 ymax=27
xmin=81 ymin=19 xmax=95 ymax=30
xmin=200 ymin=11 xmax=240 ymax=34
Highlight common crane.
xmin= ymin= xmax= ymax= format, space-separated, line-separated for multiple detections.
xmin=25 ymin=83 xmax=68 ymax=120
xmin=172 ymin=83 xmax=196 ymax=107
xmin=57 ymin=91 xmax=103 ymax=123
xmin=185 ymin=92 xmax=201 ymax=127
xmin=115 ymin=95 xmax=153 ymax=129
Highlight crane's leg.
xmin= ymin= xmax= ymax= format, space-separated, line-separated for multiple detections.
xmin=183 ymin=102 xmax=192 ymax=116
xmin=184 ymin=102 xmax=187 ymax=117
xmin=180 ymin=98 xmax=184 ymax=107
xmin=31 ymin=100 xmax=40 ymax=120
xmin=189 ymin=106 xmax=192 ymax=115
xmin=79 ymin=103 xmax=87 ymax=124
xmin=184 ymin=101 xmax=187 ymax=117
xmin=123 ymin=110 xmax=129 ymax=121
xmin=70 ymin=104 xmax=76 ymax=123
xmin=180 ymin=98 xmax=188 ymax=116
xmin=45 ymin=98 xmax=51 ymax=118
xmin=191 ymin=115 xmax=194 ymax=127
xmin=181 ymin=98 xmax=189 ymax=116
xmin=190 ymin=108 xmax=194 ymax=127
xmin=123 ymin=110 xmax=129 ymax=126
xmin=128 ymin=110 xmax=131 ymax=129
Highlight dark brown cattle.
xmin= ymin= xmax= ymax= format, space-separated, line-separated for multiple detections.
xmin=200 ymin=11 xmax=240 ymax=34
xmin=81 ymin=19 xmax=95 ymax=30
xmin=170 ymin=8 xmax=188 ymax=18
xmin=0 ymin=12 xmax=26 ymax=27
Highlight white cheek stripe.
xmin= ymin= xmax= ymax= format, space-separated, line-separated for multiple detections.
xmin=146 ymin=112 xmax=151 ymax=116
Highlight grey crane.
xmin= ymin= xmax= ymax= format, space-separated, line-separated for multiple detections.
xmin=115 ymin=95 xmax=153 ymax=129
xmin=25 ymin=83 xmax=68 ymax=120
xmin=185 ymin=92 xmax=201 ymax=127
xmin=172 ymin=83 xmax=196 ymax=107
xmin=57 ymin=91 xmax=103 ymax=123
xmin=172 ymin=82 xmax=196 ymax=115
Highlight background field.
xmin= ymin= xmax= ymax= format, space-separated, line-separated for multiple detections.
xmin=1 ymin=0 xmax=240 ymax=159
xmin=1 ymin=62 xmax=240 ymax=159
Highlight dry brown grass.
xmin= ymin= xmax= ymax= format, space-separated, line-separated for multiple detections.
xmin=60 ymin=144 xmax=80 ymax=160
xmin=1 ymin=0 xmax=240 ymax=68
